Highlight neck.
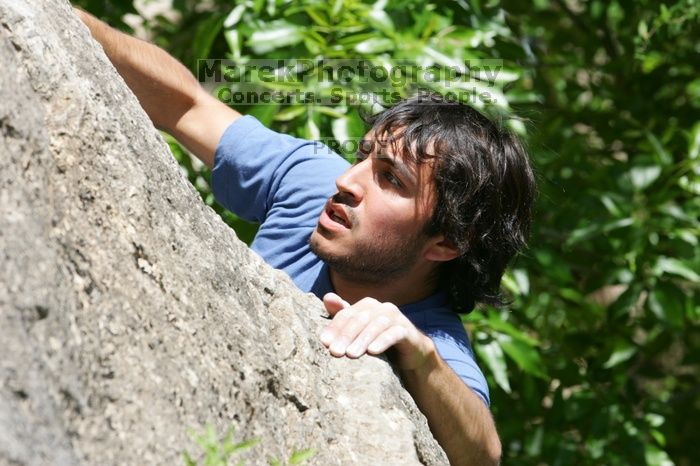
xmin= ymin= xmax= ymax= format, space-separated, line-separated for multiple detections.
xmin=329 ymin=264 xmax=440 ymax=307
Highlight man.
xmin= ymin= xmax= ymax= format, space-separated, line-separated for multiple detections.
xmin=76 ymin=8 xmax=535 ymax=466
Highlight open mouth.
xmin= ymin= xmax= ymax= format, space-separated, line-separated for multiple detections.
xmin=325 ymin=202 xmax=351 ymax=228
xmin=330 ymin=211 xmax=347 ymax=226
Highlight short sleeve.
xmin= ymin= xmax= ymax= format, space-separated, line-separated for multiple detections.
xmin=431 ymin=331 xmax=491 ymax=407
xmin=409 ymin=307 xmax=491 ymax=407
xmin=212 ymin=115 xmax=347 ymax=223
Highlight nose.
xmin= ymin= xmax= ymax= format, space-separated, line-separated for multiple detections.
xmin=334 ymin=158 xmax=368 ymax=206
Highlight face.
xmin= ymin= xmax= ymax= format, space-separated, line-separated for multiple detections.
xmin=309 ymin=133 xmax=438 ymax=284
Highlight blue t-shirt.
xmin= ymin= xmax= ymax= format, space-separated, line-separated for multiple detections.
xmin=212 ymin=115 xmax=490 ymax=406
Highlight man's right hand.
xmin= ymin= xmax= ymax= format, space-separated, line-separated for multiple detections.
xmin=74 ymin=7 xmax=240 ymax=167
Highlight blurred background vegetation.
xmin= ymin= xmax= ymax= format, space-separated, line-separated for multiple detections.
xmin=75 ymin=0 xmax=699 ymax=464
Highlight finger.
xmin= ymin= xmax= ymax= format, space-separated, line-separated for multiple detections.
xmin=323 ymin=292 xmax=350 ymax=317
xmin=345 ymin=315 xmax=393 ymax=358
xmin=367 ymin=325 xmax=409 ymax=355
xmin=328 ymin=311 xmax=372 ymax=357
xmin=320 ymin=309 xmax=355 ymax=347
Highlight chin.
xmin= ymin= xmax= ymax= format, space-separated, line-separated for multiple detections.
xmin=309 ymin=228 xmax=329 ymax=256
xmin=309 ymin=228 xmax=342 ymax=263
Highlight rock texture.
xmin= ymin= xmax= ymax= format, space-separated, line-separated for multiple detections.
xmin=0 ymin=0 xmax=447 ymax=465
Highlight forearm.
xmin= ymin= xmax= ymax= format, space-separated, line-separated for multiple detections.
xmin=75 ymin=9 xmax=202 ymax=133
xmin=401 ymin=345 xmax=501 ymax=466
xmin=75 ymin=8 xmax=239 ymax=166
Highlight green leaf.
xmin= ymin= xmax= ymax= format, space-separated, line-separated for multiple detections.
xmin=651 ymin=429 xmax=667 ymax=448
xmin=501 ymin=273 xmax=519 ymax=295
xmin=637 ymin=20 xmax=649 ymax=40
xmin=224 ymin=4 xmax=247 ymax=28
xmin=525 ymin=424 xmax=544 ymax=456
xmin=678 ymin=175 xmax=700 ymax=195
xmin=304 ymin=7 xmax=330 ymax=27
xmin=644 ymin=444 xmax=674 ymax=466
xmin=476 ymin=335 xmax=511 ymax=393
xmin=486 ymin=311 xmax=539 ymax=346
xmin=628 ymin=166 xmax=662 ymax=191
xmin=645 ymin=131 xmax=673 ymax=165
xmin=249 ymin=21 xmax=304 ymax=54
xmin=182 ymin=452 xmax=196 ymax=466
xmin=653 ymin=257 xmax=700 ymax=283
xmin=331 ymin=0 xmax=343 ymax=16
xmin=315 ymin=106 xmax=346 ymax=119
xmin=224 ymin=29 xmax=242 ymax=60
xmin=249 ymin=104 xmax=280 ymax=127
xmin=513 ymin=269 xmax=530 ymax=295
xmin=337 ymin=33 xmax=378 ymax=46
xmin=273 ymin=106 xmax=306 ymax=122
xmin=332 ymin=117 xmax=351 ymax=150
xmin=367 ymin=6 xmax=395 ymax=35
xmin=305 ymin=116 xmax=321 ymax=140
xmin=470 ymin=65 xmax=520 ymax=84
xmin=566 ymin=218 xmax=634 ymax=246
xmin=227 ymin=438 xmax=260 ymax=455
xmin=289 ymin=448 xmax=317 ymax=464
xmin=354 ymin=37 xmax=394 ymax=54
xmin=507 ymin=118 xmax=527 ymax=135
xmin=600 ymin=194 xmax=622 ymax=216
xmin=609 ymin=283 xmax=643 ymax=320
xmin=645 ymin=413 xmax=665 ymax=428
xmin=496 ymin=334 xmax=547 ymax=378
xmin=688 ymin=121 xmax=700 ymax=160
xmin=648 ymin=282 xmax=686 ymax=327
xmin=603 ymin=345 xmax=637 ymax=369
xmin=193 ymin=15 xmax=225 ymax=61
xmin=422 ymin=45 xmax=467 ymax=72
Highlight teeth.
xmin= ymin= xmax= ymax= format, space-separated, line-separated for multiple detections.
xmin=331 ymin=212 xmax=346 ymax=225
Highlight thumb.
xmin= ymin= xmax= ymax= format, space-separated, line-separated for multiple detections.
xmin=323 ymin=292 xmax=350 ymax=317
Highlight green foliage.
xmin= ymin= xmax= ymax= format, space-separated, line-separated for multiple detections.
xmin=84 ymin=1 xmax=699 ymax=464
xmin=182 ymin=425 xmax=316 ymax=466
xmin=182 ymin=425 xmax=259 ymax=466
xmin=486 ymin=1 xmax=700 ymax=464
xmin=269 ymin=447 xmax=318 ymax=466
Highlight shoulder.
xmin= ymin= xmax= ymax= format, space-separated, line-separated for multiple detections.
xmin=211 ymin=115 xmax=349 ymax=223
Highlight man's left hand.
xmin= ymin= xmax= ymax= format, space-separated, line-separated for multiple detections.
xmin=319 ymin=292 xmax=437 ymax=371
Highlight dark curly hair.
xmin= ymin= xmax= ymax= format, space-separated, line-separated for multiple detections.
xmin=366 ymin=94 xmax=536 ymax=313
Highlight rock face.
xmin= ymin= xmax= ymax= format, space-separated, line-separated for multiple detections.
xmin=0 ymin=1 xmax=447 ymax=465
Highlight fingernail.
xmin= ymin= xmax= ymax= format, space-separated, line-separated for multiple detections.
xmin=368 ymin=342 xmax=381 ymax=353
xmin=330 ymin=341 xmax=346 ymax=356
xmin=346 ymin=344 xmax=359 ymax=358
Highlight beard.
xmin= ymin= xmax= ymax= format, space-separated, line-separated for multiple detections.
xmin=309 ymin=227 xmax=428 ymax=285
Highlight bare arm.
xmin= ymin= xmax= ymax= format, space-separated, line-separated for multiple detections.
xmin=402 ymin=344 xmax=501 ymax=466
xmin=321 ymin=293 xmax=501 ymax=466
xmin=74 ymin=8 xmax=240 ymax=167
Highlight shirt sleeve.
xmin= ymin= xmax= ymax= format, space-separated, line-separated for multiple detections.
xmin=212 ymin=115 xmax=347 ymax=224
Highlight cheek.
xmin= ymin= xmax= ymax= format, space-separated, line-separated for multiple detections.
xmin=365 ymin=199 xmax=420 ymax=233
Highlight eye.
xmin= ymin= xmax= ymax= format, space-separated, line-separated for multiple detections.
xmin=382 ymin=170 xmax=403 ymax=188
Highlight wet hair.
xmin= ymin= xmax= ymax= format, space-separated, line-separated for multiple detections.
xmin=366 ymin=94 xmax=536 ymax=312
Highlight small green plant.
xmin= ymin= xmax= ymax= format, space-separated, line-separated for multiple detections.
xmin=182 ymin=424 xmax=316 ymax=466
xmin=269 ymin=448 xmax=317 ymax=466
xmin=182 ymin=425 xmax=259 ymax=466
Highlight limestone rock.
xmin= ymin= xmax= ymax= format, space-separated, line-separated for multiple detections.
xmin=0 ymin=0 xmax=448 ymax=464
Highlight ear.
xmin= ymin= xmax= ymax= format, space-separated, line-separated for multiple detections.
xmin=423 ymin=235 xmax=460 ymax=262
